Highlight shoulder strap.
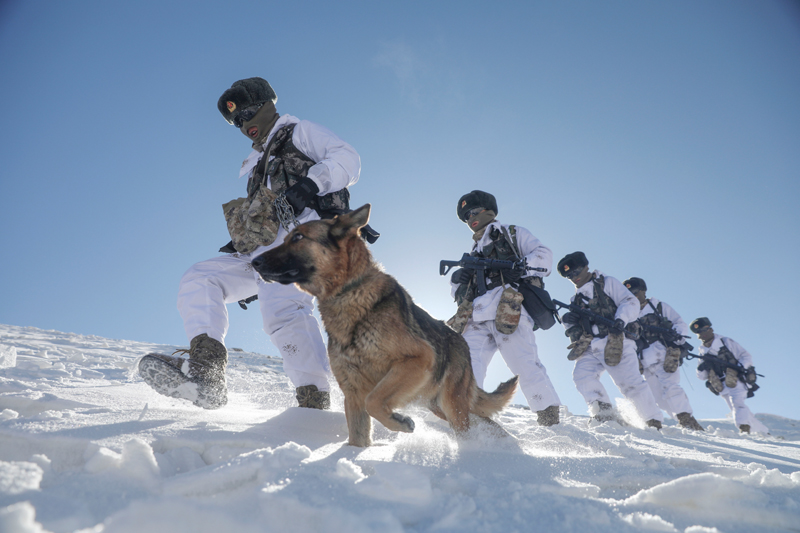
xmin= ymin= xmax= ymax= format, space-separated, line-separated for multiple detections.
xmin=646 ymin=300 xmax=663 ymax=316
xmin=500 ymin=225 xmax=521 ymax=259
xmin=250 ymin=124 xmax=297 ymax=196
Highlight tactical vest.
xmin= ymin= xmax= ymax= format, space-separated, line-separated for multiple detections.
xmin=639 ymin=300 xmax=674 ymax=344
xmin=249 ymin=123 xmax=350 ymax=218
xmin=455 ymin=225 xmax=519 ymax=304
xmin=576 ymin=275 xmax=618 ymax=337
xmin=480 ymin=226 xmax=520 ymax=290
xmin=712 ymin=339 xmax=740 ymax=378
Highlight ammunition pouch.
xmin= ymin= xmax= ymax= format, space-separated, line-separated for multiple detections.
xmin=516 ymin=277 xmax=557 ymax=331
xmin=222 ymin=186 xmax=281 ymax=254
xmin=495 ymin=287 xmax=524 ymax=334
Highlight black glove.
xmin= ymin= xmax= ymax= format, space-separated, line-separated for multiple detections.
xmin=610 ymin=319 xmax=625 ymax=335
xmin=283 ymin=177 xmax=320 ymax=215
xmin=561 ymin=311 xmax=581 ymax=326
xmin=744 ymin=366 xmax=757 ymax=384
xmin=450 ymin=268 xmax=474 ymax=285
xmin=502 ymin=266 xmax=524 ymax=283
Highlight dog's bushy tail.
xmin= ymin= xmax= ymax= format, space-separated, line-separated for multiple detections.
xmin=471 ymin=376 xmax=518 ymax=418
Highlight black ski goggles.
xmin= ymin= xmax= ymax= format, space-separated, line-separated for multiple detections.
xmin=465 ymin=207 xmax=485 ymax=219
xmin=563 ymin=266 xmax=585 ymax=280
xmin=232 ymin=104 xmax=263 ymax=128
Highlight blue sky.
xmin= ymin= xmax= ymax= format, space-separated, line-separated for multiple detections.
xmin=1 ymin=0 xmax=799 ymax=421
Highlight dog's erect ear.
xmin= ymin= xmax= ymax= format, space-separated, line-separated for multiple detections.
xmin=330 ymin=204 xmax=371 ymax=239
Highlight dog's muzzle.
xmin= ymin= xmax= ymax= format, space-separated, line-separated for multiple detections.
xmin=251 ymin=254 xmax=302 ymax=284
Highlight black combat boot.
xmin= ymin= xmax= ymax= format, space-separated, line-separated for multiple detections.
xmin=138 ymin=333 xmax=228 ymax=409
xmin=593 ymin=401 xmax=617 ymax=422
xmin=676 ymin=412 xmax=704 ymax=431
xmin=295 ymin=384 xmax=330 ymax=410
xmin=646 ymin=419 xmax=663 ymax=430
xmin=536 ymin=405 xmax=560 ymax=427
xmin=739 ymin=424 xmax=751 ymax=434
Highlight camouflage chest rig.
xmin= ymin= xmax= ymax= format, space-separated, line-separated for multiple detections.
xmin=455 ymin=226 xmax=521 ymax=305
xmin=575 ymin=275 xmax=618 ymax=338
xmin=248 ymin=123 xmax=350 ymax=215
xmin=220 ymin=123 xmax=351 ymax=254
xmin=638 ymin=301 xmax=673 ymax=347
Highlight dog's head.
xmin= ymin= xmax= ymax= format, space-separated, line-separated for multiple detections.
xmin=251 ymin=204 xmax=372 ymax=298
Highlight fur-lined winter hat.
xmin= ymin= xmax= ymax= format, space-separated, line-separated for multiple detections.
xmin=623 ymin=277 xmax=647 ymax=293
xmin=690 ymin=317 xmax=713 ymax=333
xmin=217 ymin=77 xmax=277 ymax=124
xmin=457 ymin=190 xmax=498 ymax=222
xmin=557 ymin=252 xmax=589 ymax=277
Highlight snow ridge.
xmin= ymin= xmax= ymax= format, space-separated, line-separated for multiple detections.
xmin=1 ymin=324 xmax=798 ymax=533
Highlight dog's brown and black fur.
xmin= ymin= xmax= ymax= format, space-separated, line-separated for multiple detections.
xmin=251 ymin=204 xmax=518 ymax=447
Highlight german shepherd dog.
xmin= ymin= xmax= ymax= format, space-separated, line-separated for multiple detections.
xmin=251 ymin=204 xmax=518 ymax=447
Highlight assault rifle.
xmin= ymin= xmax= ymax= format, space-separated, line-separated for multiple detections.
xmin=439 ymin=253 xmax=545 ymax=297
xmin=552 ymin=299 xmax=623 ymax=334
xmin=684 ymin=352 xmax=762 ymax=398
xmin=638 ymin=322 xmax=690 ymax=347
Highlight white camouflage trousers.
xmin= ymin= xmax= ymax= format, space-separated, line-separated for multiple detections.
xmin=177 ymin=251 xmax=331 ymax=391
xmin=573 ymin=337 xmax=663 ymax=423
xmin=462 ymin=315 xmax=561 ymax=412
xmin=641 ymin=341 xmax=694 ymax=418
xmin=718 ymin=382 xmax=769 ymax=434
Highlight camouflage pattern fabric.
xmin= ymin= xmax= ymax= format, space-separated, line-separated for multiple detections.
xmin=575 ymin=275 xmax=618 ymax=338
xmin=495 ymin=287 xmax=524 ymax=334
xmin=604 ymin=331 xmax=623 ymax=366
xmin=663 ymin=345 xmax=682 ymax=373
xmin=252 ymin=124 xmax=351 ymax=218
xmin=724 ymin=367 xmax=739 ymax=388
xmin=567 ymin=332 xmax=593 ymax=360
xmin=222 ymin=186 xmax=281 ymax=254
xmin=717 ymin=344 xmax=741 ymax=388
xmin=447 ymin=300 xmax=473 ymax=334
xmin=224 ymin=123 xmax=353 ymax=254
xmin=639 ymin=302 xmax=674 ymax=344
xmin=707 ymin=371 xmax=724 ymax=394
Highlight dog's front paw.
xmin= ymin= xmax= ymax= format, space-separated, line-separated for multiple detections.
xmin=390 ymin=413 xmax=415 ymax=433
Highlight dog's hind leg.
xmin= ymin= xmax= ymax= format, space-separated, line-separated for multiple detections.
xmin=343 ymin=391 xmax=373 ymax=447
xmin=365 ymin=357 xmax=428 ymax=434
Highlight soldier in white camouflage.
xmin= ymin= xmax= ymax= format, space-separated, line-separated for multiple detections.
xmin=691 ymin=317 xmax=768 ymax=434
xmin=139 ymin=77 xmax=363 ymax=410
xmin=558 ymin=252 xmax=663 ymax=429
xmin=449 ymin=191 xmax=562 ymax=426
xmin=624 ymin=277 xmax=703 ymax=431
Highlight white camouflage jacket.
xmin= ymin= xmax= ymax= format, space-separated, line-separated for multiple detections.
xmin=238 ymin=114 xmax=361 ymax=221
xmin=697 ymin=334 xmax=754 ymax=387
xmin=450 ymin=221 xmax=552 ymax=323
xmin=565 ymin=270 xmax=639 ymax=341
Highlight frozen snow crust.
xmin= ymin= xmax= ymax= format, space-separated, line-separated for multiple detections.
xmin=1 ymin=323 xmax=798 ymax=532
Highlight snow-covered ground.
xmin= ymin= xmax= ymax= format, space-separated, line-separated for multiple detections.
xmin=0 ymin=323 xmax=798 ymax=533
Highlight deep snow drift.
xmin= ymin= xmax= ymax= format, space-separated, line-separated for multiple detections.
xmin=1 ymin=323 xmax=798 ymax=533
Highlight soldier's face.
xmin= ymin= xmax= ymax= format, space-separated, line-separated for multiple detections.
xmin=697 ymin=327 xmax=714 ymax=343
xmin=570 ymin=267 xmax=592 ymax=288
xmin=633 ymin=289 xmax=647 ymax=305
